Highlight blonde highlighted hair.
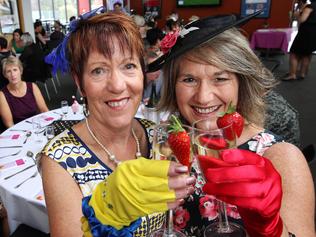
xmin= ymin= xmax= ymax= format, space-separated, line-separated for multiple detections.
xmin=159 ymin=28 xmax=277 ymax=126
xmin=2 ymin=55 xmax=23 ymax=76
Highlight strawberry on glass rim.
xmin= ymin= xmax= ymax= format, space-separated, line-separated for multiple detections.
xmin=216 ymin=102 xmax=244 ymax=140
xmin=167 ymin=115 xmax=192 ymax=169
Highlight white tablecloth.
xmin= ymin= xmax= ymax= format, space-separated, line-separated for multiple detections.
xmin=0 ymin=107 xmax=84 ymax=234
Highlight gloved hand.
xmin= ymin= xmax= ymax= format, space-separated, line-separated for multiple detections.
xmin=201 ymin=149 xmax=283 ymax=237
xmin=83 ymin=157 xmax=192 ymax=233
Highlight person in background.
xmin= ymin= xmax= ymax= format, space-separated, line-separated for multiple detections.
xmin=283 ymin=0 xmax=316 ymax=81
xmin=145 ymin=27 xmax=164 ymax=55
xmin=143 ymin=50 xmax=163 ymax=103
xmin=9 ymin=28 xmax=24 ymax=54
xmin=132 ymin=14 xmax=147 ymax=40
xmin=0 ymin=56 xmax=48 ymax=128
xmin=164 ymin=13 xmax=180 ymax=34
xmin=50 ymin=20 xmax=65 ymax=42
xmin=42 ymin=8 xmax=191 ymax=236
xmin=20 ymin=33 xmax=51 ymax=83
xmin=147 ymin=14 xmax=315 ymax=236
xmin=0 ymin=36 xmax=15 ymax=89
xmin=34 ymin=21 xmax=47 ymax=51
xmin=48 ymin=20 xmax=65 ymax=51
xmin=113 ymin=1 xmax=123 ymax=13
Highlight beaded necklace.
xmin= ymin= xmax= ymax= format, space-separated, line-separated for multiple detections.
xmin=85 ymin=118 xmax=141 ymax=165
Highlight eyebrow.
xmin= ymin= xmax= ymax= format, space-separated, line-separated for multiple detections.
xmin=178 ymin=70 xmax=228 ymax=77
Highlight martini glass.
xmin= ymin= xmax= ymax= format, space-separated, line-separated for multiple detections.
xmin=192 ymin=118 xmax=246 ymax=237
xmin=150 ymin=122 xmax=193 ymax=237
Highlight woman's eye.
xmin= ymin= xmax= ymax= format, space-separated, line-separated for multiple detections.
xmin=91 ymin=67 xmax=105 ymax=76
xmin=183 ymin=77 xmax=197 ymax=84
xmin=125 ymin=63 xmax=137 ymax=70
xmin=215 ymin=77 xmax=229 ymax=82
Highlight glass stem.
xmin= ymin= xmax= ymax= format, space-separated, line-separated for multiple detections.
xmin=218 ymin=201 xmax=231 ymax=233
xmin=163 ymin=210 xmax=174 ymax=237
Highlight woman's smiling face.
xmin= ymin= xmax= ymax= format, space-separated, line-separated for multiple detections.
xmin=81 ymin=39 xmax=144 ymax=129
xmin=175 ymin=57 xmax=239 ymax=125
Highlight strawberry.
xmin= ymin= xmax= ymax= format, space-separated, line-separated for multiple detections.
xmin=167 ymin=115 xmax=191 ymax=168
xmin=217 ymin=102 xmax=244 ymax=139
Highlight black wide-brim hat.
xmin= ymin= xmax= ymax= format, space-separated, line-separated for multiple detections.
xmin=147 ymin=10 xmax=262 ymax=72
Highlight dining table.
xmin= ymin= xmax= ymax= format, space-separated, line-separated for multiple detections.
xmin=0 ymin=106 xmax=84 ymax=234
xmin=250 ymin=28 xmax=294 ymax=54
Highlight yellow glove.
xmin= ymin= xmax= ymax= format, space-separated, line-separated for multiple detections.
xmin=88 ymin=158 xmax=175 ymax=230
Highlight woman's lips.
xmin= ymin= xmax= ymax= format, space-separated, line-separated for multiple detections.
xmin=106 ymin=98 xmax=129 ymax=109
xmin=192 ymin=105 xmax=221 ymax=115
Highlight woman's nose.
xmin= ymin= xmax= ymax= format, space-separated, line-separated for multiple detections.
xmin=195 ymin=81 xmax=215 ymax=103
xmin=106 ymin=70 xmax=127 ymax=93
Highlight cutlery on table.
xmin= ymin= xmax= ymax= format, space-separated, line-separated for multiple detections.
xmin=3 ymin=164 xmax=36 ymax=180
xmin=9 ymin=129 xmax=29 ymax=132
xmin=0 ymin=146 xmax=23 ymax=149
xmin=23 ymin=131 xmax=32 ymax=144
xmin=14 ymin=171 xmax=38 ymax=188
xmin=0 ymin=150 xmax=22 ymax=159
xmin=26 ymin=151 xmax=36 ymax=163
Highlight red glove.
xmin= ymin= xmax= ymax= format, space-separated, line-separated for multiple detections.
xmin=201 ymin=149 xmax=283 ymax=237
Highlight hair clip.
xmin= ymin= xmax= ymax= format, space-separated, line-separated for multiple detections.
xmin=45 ymin=6 xmax=106 ymax=76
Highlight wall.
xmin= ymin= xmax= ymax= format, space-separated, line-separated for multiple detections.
xmin=131 ymin=0 xmax=293 ymax=37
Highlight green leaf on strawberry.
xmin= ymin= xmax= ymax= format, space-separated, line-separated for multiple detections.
xmin=167 ymin=115 xmax=191 ymax=168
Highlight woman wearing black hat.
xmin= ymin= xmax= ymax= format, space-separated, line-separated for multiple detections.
xmin=154 ymin=15 xmax=314 ymax=237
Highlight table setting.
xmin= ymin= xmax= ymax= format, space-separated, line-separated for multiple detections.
xmin=0 ymin=104 xmax=84 ymax=234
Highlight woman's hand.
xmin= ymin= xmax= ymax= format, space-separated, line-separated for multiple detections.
xmin=83 ymin=158 xmax=195 ymax=230
xmin=201 ymin=149 xmax=283 ymax=237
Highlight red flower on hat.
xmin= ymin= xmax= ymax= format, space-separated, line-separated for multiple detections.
xmin=160 ymin=31 xmax=179 ymax=54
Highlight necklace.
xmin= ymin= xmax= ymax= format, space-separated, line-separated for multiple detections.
xmin=85 ymin=118 xmax=141 ymax=165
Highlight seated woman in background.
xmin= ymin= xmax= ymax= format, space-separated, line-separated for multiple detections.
xmin=0 ymin=56 xmax=48 ymax=128
xmin=9 ymin=28 xmax=24 ymax=54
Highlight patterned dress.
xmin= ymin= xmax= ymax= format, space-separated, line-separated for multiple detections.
xmin=175 ymin=130 xmax=283 ymax=237
xmin=42 ymin=118 xmax=165 ymax=236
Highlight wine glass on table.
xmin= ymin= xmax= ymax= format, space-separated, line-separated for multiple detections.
xmin=192 ymin=117 xmax=246 ymax=237
xmin=32 ymin=117 xmax=43 ymax=143
xmin=61 ymin=100 xmax=69 ymax=119
xmin=150 ymin=115 xmax=193 ymax=237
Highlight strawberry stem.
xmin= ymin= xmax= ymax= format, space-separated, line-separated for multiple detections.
xmin=217 ymin=101 xmax=236 ymax=117
xmin=168 ymin=115 xmax=184 ymax=133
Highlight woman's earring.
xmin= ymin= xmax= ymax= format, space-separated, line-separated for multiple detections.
xmin=80 ymin=97 xmax=89 ymax=117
